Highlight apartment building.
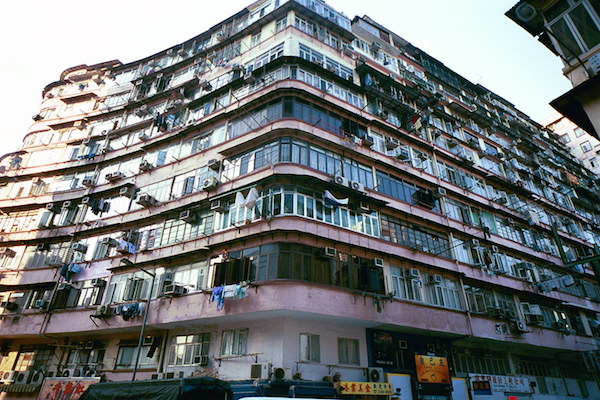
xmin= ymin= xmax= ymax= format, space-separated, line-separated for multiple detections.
xmin=506 ymin=0 xmax=600 ymax=139
xmin=544 ymin=113 xmax=600 ymax=176
xmin=0 ymin=1 xmax=599 ymax=399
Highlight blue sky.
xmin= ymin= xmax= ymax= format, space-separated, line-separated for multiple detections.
xmin=0 ymin=0 xmax=571 ymax=155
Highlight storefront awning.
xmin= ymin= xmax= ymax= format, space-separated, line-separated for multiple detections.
xmin=0 ymin=383 xmax=41 ymax=393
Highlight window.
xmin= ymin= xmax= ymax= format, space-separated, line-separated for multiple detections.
xmin=250 ymin=32 xmax=261 ymax=47
xmin=221 ymin=329 xmax=248 ymax=356
xmin=338 ymin=338 xmax=359 ymax=365
xmin=544 ymin=0 xmax=600 ymax=59
xmin=574 ymin=127 xmax=586 ymax=137
xmin=560 ymin=133 xmax=571 ymax=143
xmin=115 ymin=344 xmax=159 ymax=369
xmin=300 ymin=333 xmax=320 ymax=362
xmin=581 ymin=140 xmax=592 ymax=152
xmin=168 ymin=334 xmax=210 ymax=366
xmin=275 ymin=17 xmax=288 ymax=32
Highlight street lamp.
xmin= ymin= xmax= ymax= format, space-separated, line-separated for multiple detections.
xmin=121 ymin=259 xmax=156 ymax=382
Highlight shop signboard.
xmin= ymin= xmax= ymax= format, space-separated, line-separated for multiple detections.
xmin=38 ymin=377 xmax=100 ymax=400
xmin=339 ymin=381 xmax=394 ymax=395
xmin=467 ymin=373 xmax=529 ymax=393
xmin=414 ymin=355 xmax=451 ymax=384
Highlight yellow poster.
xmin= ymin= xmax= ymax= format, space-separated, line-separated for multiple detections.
xmin=414 ymin=355 xmax=450 ymax=384
xmin=340 ymin=381 xmax=394 ymax=395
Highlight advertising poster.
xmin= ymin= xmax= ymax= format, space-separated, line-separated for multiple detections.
xmin=414 ymin=355 xmax=451 ymax=384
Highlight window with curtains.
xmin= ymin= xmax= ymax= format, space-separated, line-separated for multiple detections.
xmin=300 ymin=333 xmax=320 ymax=362
xmin=210 ymin=243 xmax=385 ymax=294
xmin=338 ymin=338 xmax=360 ymax=365
xmin=221 ymin=329 xmax=248 ymax=356
xmin=168 ymin=334 xmax=211 ymax=366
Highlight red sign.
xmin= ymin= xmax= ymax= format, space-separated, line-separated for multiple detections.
xmin=38 ymin=377 xmax=100 ymax=400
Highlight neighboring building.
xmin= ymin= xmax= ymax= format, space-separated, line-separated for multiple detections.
xmin=1 ymin=1 xmax=600 ymax=400
xmin=544 ymin=113 xmax=600 ymax=175
xmin=506 ymin=0 xmax=600 ymax=139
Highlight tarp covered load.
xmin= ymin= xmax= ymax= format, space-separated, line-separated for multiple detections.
xmin=79 ymin=377 xmax=232 ymax=400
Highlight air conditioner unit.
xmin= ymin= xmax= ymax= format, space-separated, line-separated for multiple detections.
xmin=447 ymin=138 xmax=459 ymax=148
xmin=61 ymin=368 xmax=82 ymax=378
xmin=14 ymin=371 xmax=34 ymax=384
xmin=163 ymin=284 xmax=187 ymax=296
xmin=201 ymin=177 xmax=219 ymax=191
xmin=323 ymin=247 xmax=337 ymax=258
xmin=373 ymin=258 xmax=384 ymax=267
xmin=100 ymin=237 xmax=117 ymax=246
xmin=250 ymin=363 xmax=272 ymax=380
xmin=434 ymin=187 xmax=446 ymax=198
xmin=271 ymin=367 xmax=292 ymax=381
xmin=470 ymin=239 xmax=480 ymax=247
xmin=34 ymin=299 xmax=50 ymax=310
xmin=491 ymin=245 xmax=499 ymax=253
xmin=62 ymin=201 xmax=73 ymax=209
xmin=358 ymin=202 xmax=370 ymax=212
xmin=92 ymin=304 xmax=113 ymax=318
xmin=515 ymin=2 xmax=538 ymax=22
xmin=199 ymin=80 xmax=212 ymax=91
xmin=428 ymin=274 xmax=442 ymax=284
xmin=408 ymin=268 xmax=420 ymax=278
xmin=385 ymin=136 xmax=400 ymax=150
xmin=525 ymin=314 xmax=544 ymax=325
xmin=29 ymin=371 xmax=45 ymax=384
xmin=332 ymin=175 xmax=348 ymax=186
xmin=515 ymin=321 xmax=528 ymax=333
xmin=72 ymin=243 xmax=88 ymax=253
xmin=207 ymin=159 xmax=221 ymax=171
xmin=136 ymin=193 xmax=158 ymax=207
xmin=82 ymin=138 xmax=92 ymax=145
xmin=46 ymin=203 xmax=61 ymax=213
xmin=119 ymin=186 xmax=136 ymax=198
xmin=139 ymin=161 xmax=154 ymax=172
xmin=105 ymin=171 xmax=125 ymax=182
xmin=0 ymin=371 xmax=16 ymax=384
xmin=81 ymin=196 xmax=91 ymax=205
xmin=82 ymin=178 xmax=94 ymax=187
xmin=36 ymin=243 xmax=51 ymax=252
xmin=47 ymin=256 xmax=63 ymax=267
xmin=349 ymin=180 xmax=365 ymax=192
xmin=367 ymin=367 xmax=384 ymax=383
xmin=100 ymin=145 xmax=113 ymax=154
xmin=138 ymin=132 xmax=151 ymax=141
xmin=243 ymin=73 xmax=255 ymax=84
xmin=211 ymin=200 xmax=224 ymax=212
xmin=1 ymin=248 xmax=16 ymax=258
xmin=179 ymin=210 xmax=196 ymax=223
xmin=91 ymin=278 xmax=107 ymax=288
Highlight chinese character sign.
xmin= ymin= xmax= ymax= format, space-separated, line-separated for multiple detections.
xmin=414 ymin=355 xmax=451 ymax=384
xmin=340 ymin=381 xmax=394 ymax=395
xmin=38 ymin=378 xmax=100 ymax=400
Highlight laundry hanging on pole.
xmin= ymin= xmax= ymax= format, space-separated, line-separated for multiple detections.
xmin=244 ymin=188 xmax=259 ymax=209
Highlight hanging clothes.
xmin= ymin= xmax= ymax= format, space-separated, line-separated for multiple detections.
xmin=210 ymin=286 xmax=225 ymax=311
xmin=323 ymin=190 xmax=349 ymax=207
xmin=235 ymin=192 xmax=246 ymax=208
xmin=244 ymin=188 xmax=259 ymax=209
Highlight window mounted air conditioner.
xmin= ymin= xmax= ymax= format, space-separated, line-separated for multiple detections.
xmin=179 ymin=210 xmax=196 ymax=223
xmin=47 ymin=256 xmax=63 ymax=267
xmin=250 ymin=363 xmax=272 ymax=380
xmin=271 ymin=367 xmax=292 ymax=381
xmin=82 ymin=138 xmax=92 ymax=145
xmin=61 ymin=368 xmax=82 ymax=378
xmin=491 ymin=245 xmax=499 ymax=253
xmin=211 ymin=200 xmax=224 ymax=212
xmin=82 ymin=178 xmax=94 ymax=187
xmin=62 ymin=201 xmax=73 ymax=209
xmin=332 ymin=175 xmax=348 ymax=186
xmin=33 ymin=299 xmax=50 ymax=310
xmin=358 ymin=202 xmax=370 ymax=212
xmin=323 ymin=247 xmax=337 ymax=258
xmin=139 ymin=161 xmax=154 ymax=172
xmin=434 ymin=187 xmax=446 ymax=198
xmin=470 ymin=239 xmax=480 ymax=247
xmin=100 ymin=237 xmax=117 ymax=246
xmin=46 ymin=203 xmax=61 ymax=213
xmin=136 ymin=193 xmax=158 ymax=207
xmin=162 ymin=284 xmax=187 ymax=297
xmin=105 ymin=171 xmax=125 ymax=182
xmin=72 ymin=243 xmax=88 ymax=253
xmin=367 ymin=367 xmax=384 ymax=383
xmin=427 ymin=274 xmax=442 ymax=284
xmin=201 ymin=177 xmax=219 ymax=191
xmin=349 ymin=180 xmax=365 ymax=192
xmin=0 ymin=371 xmax=16 ymax=384
xmin=207 ymin=159 xmax=221 ymax=171
xmin=14 ymin=371 xmax=34 ymax=384
xmin=243 ymin=73 xmax=255 ymax=84
xmin=373 ymin=258 xmax=384 ymax=267
xmin=91 ymin=278 xmax=107 ymax=287
xmin=138 ymin=132 xmax=151 ymax=141
xmin=1 ymin=248 xmax=16 ymax=258
xmin=29 ymin=370 xmax=45 ymax=384
xmin=515 ymin=321 xmax=528 ymax=332
xmin=92 ymin=304 xmax=114 ymax=318
xmin=119 ymin=186 xmax=136 ymax=198
xmin=199 ymin=80 xmax=212 ymax=91
xmin=385 ymin=136 xmax=400 ymax=150
xmin=408 ymin=268 xmax=420 ymax=278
